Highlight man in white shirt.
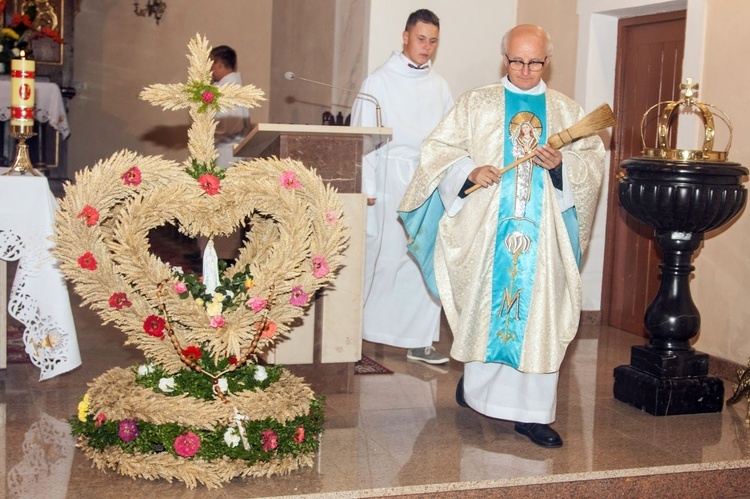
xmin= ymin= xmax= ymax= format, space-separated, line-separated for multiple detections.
xmin=210 ymin=45 xmax=250 ymax=169
xmin=351 ymin=9 xmax=454 ymax=366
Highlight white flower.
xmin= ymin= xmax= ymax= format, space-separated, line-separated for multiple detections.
xmin=254 ymin=365 xmax=268 ymax=382
xmin=172 ymin=266 xmax=184 ymax=275
xmin=137 ymin=364 xmax=154 ymax=376
xmin=224 ymin=289 xmax=235 ymax=299
xmin=158 ymin=377 xmax=175 ymax=393
xmin=224 ymin=427 xmax=241 ymax=448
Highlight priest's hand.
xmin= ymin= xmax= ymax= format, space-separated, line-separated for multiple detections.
xmin=468 ymin=165 xmax=501 ymax=188
xmin=533 ymin=144 xmax=563 ymax=170
xmin=367 ymin=198 xmax=376 ymax=206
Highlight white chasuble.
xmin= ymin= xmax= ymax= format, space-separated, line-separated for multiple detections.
xmin=399 ymin=79 xmax=605 ymax=420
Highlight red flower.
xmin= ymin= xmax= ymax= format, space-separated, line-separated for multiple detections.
xmin=108 ymin=292 xmax=132 ymax=310
xmin=77 ymin=205 xmax=100 ymax=226
xmin=201 ymin=91 xmax=214 ymax=103
xmin=121 ymin=166 xmax=142 ymax=186
xmin=11 ymin=13 xmax=32 ymax=28
xmin=94 ymin=413 xmax=107 ymax=427
xmin=143 ymin=315 xmax=166 ymax=338
xmin=40 ymin=26 xmax=63 ymax=44
xmin=173 ymin=431 xmax=201 ymax=458
xmin=181 ymin=345 xmax=202 ymax=361
xmin=198 ymin=174 xmax=221 ymax=195
xmin=293 ymin=426 xmax=305 ymax=443
xmin=261 ymin=429 xmax=278 ymax=452
xmin=228 ymin=356 xmax=238 ymax=365
xmin=77 ymin=252 xmax=97 ymax=270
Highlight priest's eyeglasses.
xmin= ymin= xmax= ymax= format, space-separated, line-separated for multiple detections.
xmin=505 ymin=55 xmax=547 ymax=72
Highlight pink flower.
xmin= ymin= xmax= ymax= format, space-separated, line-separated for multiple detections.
xmin=293 ymin=426 xmax=305 ymax=443
xmin=210 ymin=315 xmax=226 ymax=328
xmin=108 ymin=292 xmax=131 ymax=310
xmin=201 ymin=91 xmax=214 ymax=103
xmin=173 ymin=431 xmax=201 ymax=458
xmin=312 ymin=255 xmax=330 ymax=278
xmin=198 ymin=174 xmax=221 ymax=195
xmin=118 ymin=419 xmax=139 ymax=442
xmin=325 ymin=210 xmax=339 ymax=226
xmin=121 ymin=166 xmax=142 ymax=186
xmin=261 ymin=429 xmax=278 ymax=452
xmin=173 ymin=281 xmax=187 ymax=294
xmin=78 ymin=252 xmax=97 ymax=271
xmin=279 ymin=171 xmax=301 ymax=189
xmin=245 ymin=296 xmax=267 ymax=313
xmin=77 ymin=205 xmax=100 ymax=226
xmin=289 ymin=285 xmax=308 ymax=307
xmin=94 ymin=413 xmax=107 ymax=427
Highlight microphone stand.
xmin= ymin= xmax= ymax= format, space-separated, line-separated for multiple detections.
xmin=285 ymin=72 xmax=382 ymax=128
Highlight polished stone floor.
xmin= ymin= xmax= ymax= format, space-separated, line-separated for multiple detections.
xmin=4 ymin=277 xmax=750 ymax=497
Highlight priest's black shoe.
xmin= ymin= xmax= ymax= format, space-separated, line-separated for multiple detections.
xmin=455 ymin=375 xmax=469 ymax=408
xmin=514 ymin=422 xmax=563 ymax=448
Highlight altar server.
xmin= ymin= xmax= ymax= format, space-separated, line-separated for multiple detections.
xmin=351 ymin=9 xmax=454 ymax=366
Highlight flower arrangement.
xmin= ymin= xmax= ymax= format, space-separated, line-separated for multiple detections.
xmin=70 ymin=361 xmax=324 ymax=466
xmin=54 ymin=35 xmax=348 ymax=488
xmin=0 ymin=0 xmax=64 ymax=68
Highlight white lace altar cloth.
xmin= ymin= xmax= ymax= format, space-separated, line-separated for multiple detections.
xmin=0 ymin=170 xmax=80 ymax=379
xmin=0 ymin=78 xmax=70 ymax=139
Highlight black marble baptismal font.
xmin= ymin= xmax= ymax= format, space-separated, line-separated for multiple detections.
xmin=613 ymin=79 xmax=748 ymax=415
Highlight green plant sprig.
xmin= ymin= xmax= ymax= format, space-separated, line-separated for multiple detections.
xmin=185 ymin=157 xmax=226 ymax=180
xmin=174 ymin=263 xmax=254 ymax=312
xmin=134 ymin=360 xmax=281 ymax=400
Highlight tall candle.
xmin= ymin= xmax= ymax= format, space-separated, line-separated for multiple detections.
xmin=10 ymin=53 xmax=35 ymax=127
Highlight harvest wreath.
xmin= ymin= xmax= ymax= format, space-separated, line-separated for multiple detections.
xmin=54 ymin=35 xmax=348 ymax=488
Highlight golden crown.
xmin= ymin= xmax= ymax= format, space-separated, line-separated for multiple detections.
xmin=641 ymin=78 xmax=733 ymax=162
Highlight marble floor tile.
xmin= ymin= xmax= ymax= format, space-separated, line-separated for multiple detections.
xmin=4 ymin=258 xmax=750 ymax=497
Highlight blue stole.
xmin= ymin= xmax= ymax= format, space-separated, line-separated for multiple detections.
xmin=399 ymin=191 xmax=444 ymax=298
xmin=485 ymin=89 xmax=547 ymax=367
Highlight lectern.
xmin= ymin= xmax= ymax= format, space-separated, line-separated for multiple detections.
xmin=234 ymin=123 xmax=391 ymax=393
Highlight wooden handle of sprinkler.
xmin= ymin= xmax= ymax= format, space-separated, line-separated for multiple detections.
xmin=462 ymin=151 xmax=536 ymax=196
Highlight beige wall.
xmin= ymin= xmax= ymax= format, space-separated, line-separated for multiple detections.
xmin=68 ymin=0 xmax=273 ymax=172
xmin=691 ymin=0 xmax=750 ymax=363
xmin=517 ymin=0 xmax=579 ymax=98
xmin=365 ymin=1 xmax=517 ymax=100
xmin=268 ymin=0 xmax=367 ymax=125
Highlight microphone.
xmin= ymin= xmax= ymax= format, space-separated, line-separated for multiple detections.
xmin=284 ymin=71 xmax=382 ymax=128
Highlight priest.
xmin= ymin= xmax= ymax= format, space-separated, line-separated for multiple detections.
xmin=398 ymin=24 xmax=605 ymax=447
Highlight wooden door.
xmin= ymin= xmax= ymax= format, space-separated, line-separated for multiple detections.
xmin=601 ymin=11 xmax=686 ymax=337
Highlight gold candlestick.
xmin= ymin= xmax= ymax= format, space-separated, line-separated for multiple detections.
xmin=4 ymin=124 xmax=39 ymax=176
xmin=4 ymin=52 xmax=39 ymax=176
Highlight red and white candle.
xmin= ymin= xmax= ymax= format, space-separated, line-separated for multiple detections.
xmin=10 ymin=54 xmax=35 ymax=127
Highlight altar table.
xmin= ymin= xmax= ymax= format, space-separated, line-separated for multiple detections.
xmin=0 ymin=168 xmax=80 ymax=379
